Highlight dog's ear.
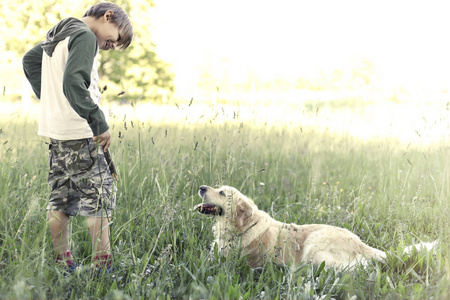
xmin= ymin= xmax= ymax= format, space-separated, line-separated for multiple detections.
xmin=235 ymin=198 xmax=254 ymax=229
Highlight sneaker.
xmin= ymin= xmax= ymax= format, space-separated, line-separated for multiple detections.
xmin=92 ymin=254 xmax=112 ymax=277
xmin=61 ymin=262 xmax=79 ymax=276
xmin=57 ymin=251 xmax=77 ymax=275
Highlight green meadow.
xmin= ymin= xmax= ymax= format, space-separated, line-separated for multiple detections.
xmin=0 ymin=101 xmax=449 ymax=299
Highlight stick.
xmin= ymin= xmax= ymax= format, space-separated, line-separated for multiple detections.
xmin=104 ymin=150 xmax=119 ymax=181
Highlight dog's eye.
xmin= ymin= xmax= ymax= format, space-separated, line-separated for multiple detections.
xmin=219 ymin=191 xmax=226 ymax=196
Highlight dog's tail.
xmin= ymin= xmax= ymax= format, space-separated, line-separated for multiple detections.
xmin=404 ymin=240 xmax=439 ymax=255
xmin=364 ymin=239 xmax=439 ymax=264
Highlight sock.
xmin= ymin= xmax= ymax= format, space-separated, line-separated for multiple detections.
xmin=94 ymin=254 xmax=112 ymax=269
xmin=57 ymin=251 xmax=74 ymax=267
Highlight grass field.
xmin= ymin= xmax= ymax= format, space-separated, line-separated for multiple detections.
xmin=0 ymin=100 xmax=449 ymax=299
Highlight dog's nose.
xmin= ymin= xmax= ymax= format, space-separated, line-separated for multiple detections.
xmin=199 ymin=185 xmax=208 ymax=197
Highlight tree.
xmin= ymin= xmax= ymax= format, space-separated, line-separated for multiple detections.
xmin=99 ymin=0 xmax=174 ymax=101
xmin=0 ymin=0 xmax=174 ymax=102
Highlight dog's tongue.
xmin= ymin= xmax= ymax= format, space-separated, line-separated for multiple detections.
xmin=193 ymin=203 xmax=217 ymax=214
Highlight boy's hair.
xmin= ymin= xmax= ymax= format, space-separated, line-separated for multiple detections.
xmin=83 ymin=2 xmax=133 ymax=50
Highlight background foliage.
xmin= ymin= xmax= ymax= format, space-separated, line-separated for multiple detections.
xmin=0 ymin=0 xmax=174 ymax=102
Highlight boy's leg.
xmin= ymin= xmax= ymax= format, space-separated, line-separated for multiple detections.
xmin=87 ymin=216 xmax=111 ymax=255
xmin=76 ymin=139 xmax=116 ymax=270
xmin=87 ymin=216 xmax=113 ymax=270
xmin=48 ymin=209 xmax=75 ymax=271
xmin=47 ymin=139 xmax=70 ymax=258
xmin=47 ymin=139 xmax=82 ymax=268
xmin=48 ymin=210 xmax=70 ymax=255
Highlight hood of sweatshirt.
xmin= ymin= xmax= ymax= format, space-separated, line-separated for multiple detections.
xmin=41 ymin=17 xmax=89 ymax=57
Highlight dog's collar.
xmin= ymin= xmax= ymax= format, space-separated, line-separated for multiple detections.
xmin=238 ymin=221 xmax=259 ymax=237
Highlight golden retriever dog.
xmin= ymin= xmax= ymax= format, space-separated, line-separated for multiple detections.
xmin=194 ymin=185 xmax=437 ymax=270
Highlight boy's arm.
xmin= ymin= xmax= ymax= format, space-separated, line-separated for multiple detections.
xmin=22 ymin=43 xmax=43 ymax=99
xmin=63 ymin=30 xmax=109 ymax=136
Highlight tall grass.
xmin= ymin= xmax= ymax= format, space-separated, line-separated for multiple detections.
xmin=0 ymin=102 xmax=448 ymax=299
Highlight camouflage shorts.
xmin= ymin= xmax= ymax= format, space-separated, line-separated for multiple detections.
xmin=47 ymin=138 xmax=117 ymax=217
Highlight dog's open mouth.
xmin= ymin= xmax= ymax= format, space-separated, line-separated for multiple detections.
xmin=193 ymin=203 xmax=223 ymax=216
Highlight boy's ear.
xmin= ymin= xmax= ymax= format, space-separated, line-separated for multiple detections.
xmin=104 ymin=10 xmax=114 ymax=22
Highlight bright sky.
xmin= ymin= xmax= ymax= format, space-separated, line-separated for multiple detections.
xmin=151 ymin=0 xmax=450 ymax=93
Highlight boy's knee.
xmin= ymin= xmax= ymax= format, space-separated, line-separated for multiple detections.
xmin=48 ymin=210 xmax=70 ymax=224
xmin=87 ymin=216 xmax=110 ymax=229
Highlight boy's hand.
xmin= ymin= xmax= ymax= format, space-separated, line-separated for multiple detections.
xmin=93 ymin=130 xmax=111 ymax=152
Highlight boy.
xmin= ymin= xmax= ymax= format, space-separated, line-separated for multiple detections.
xmin=22 ymin=2 xmax=133 ymax=273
